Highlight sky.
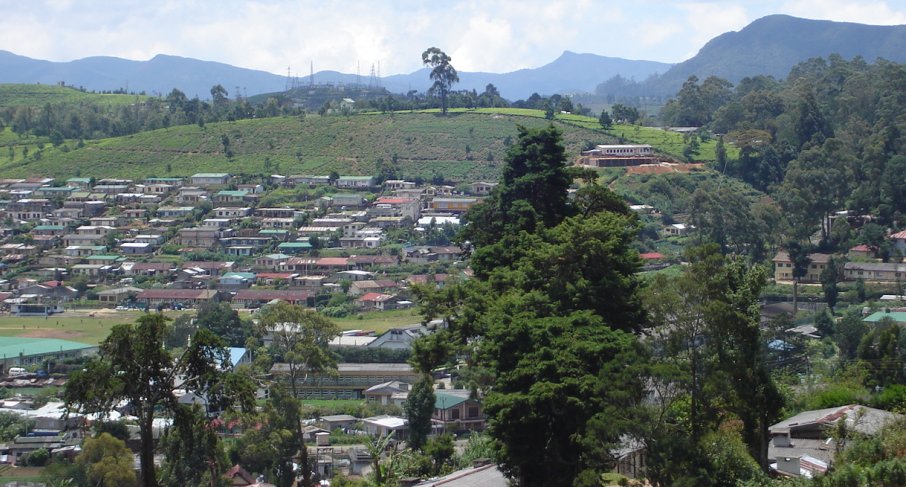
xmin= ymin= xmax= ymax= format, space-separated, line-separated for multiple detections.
xmin=2 ymin=0 xmax=906 ymax=76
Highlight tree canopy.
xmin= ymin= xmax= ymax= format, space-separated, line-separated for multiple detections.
xmin=422 ymin=47 xmax=460 ymax=115
xmin=417 ymin=124 xmax=647 ymax=485
xmin=64 ymin=313 xmax=255 ymax=487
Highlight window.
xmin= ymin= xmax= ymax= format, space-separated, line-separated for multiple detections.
xmin=451 ymin=409 xmax=460 ymax=420
xmin=467 ymin=406 xmax=480 ymax=419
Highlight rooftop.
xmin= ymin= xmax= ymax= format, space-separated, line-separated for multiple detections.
xmin=864 ymin=311 xmax=906 ymax=323
xmin=0 ymin=337 xmax=95 ymax=358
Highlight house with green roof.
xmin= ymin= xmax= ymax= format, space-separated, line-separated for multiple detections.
xmin=213 ymin=189 xmax=249 ymax=206
xmin=277 ymin=241 xmax=313 ymax=254
xmin=864 ymin=311 xmax=906 ymax=324
xmin=65 ymin=177 xmax=92 ymax=189
xmin=32 ymin=225 xmax=67 ymax=236
xmin=433 ymin=391 xmax=485 ymax=431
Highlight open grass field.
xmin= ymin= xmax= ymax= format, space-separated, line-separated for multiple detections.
xmin=0 ymin=309 xmax=189 ymax=345
xmin=0 ymin=466 xmax=44 ymax=482
xmin=331 ymin=308 xmax=424 ymax=334
xmin=0 ymin=83 xmax=148 ymax=108
xmin=0 ymin=307 xmax=420 ymax=346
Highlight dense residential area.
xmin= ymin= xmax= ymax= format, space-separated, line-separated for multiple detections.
xmin=0 ymin=172 xmax=480 ymax=315
xmin=5 ymin=7 xmax=906 ymax=487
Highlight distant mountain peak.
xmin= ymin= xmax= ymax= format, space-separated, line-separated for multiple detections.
xmin=615 ymin=15 xmax=906 ymax=97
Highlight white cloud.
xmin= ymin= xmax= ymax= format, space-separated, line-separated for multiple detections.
xmin=781 ymin=0 xmax=906 ymax=25
xmin=678 ymin=2 xmax=752 ymax=57
xmin=1 ymin=0 xmax=905 ymax=78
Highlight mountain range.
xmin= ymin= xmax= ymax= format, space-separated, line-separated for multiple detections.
xmin=626 ymin=14 xmax=906 ymax=97
xmin=2 ymin=15 xmax=906 ymax=101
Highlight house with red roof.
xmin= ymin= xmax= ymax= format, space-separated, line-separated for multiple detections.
xmin=848 ymin=244 xmax=876 ymax=259
xmin=232 ymin=289 xmax=310 ymax=308
xmin=356 ymin=292 xmax=404 ymax=311
xmin=891 ymin=230 xmax=906 ymax=255
xmin=136 ymin=289 xmax=220 ymax=308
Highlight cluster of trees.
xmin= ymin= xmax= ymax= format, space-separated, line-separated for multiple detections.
xmin=403 ymin=124 xmax=791 ymax=485
xmin=0 ymin=84 xmax=303 ymax=143
xmin=659 ymin=57 xmax=906 ymax=249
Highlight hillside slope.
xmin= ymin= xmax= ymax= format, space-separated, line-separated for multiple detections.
xmin=0 ymin=84 xmax=150 ymax=108
xmin=0 ymin=111 xmax=614 ymax=180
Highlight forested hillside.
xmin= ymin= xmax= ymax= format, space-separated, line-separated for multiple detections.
xmin=656 ymin=56 xmax=906 ymax=256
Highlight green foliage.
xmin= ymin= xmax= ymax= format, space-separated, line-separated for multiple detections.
xmin=462 ymin=124 xmax=573 ymax=262
xmin=644 ymin=244 xmax=783 ymax=473
xmin=804 ymin=383 xmax=870 ymax=410
xmin=76 ymin=433 xmax=136 ymax=487
xmin=232 ymin=384 xmax=306 ymax=487
xmin=160 ymin=404 xmax=231 ymax=487
xmin=0 ymin=112 xmax=601 ymax=180
xmin=25 ymin=447 xmax=49 ymax=466
xmin=0 ymin=411 xmax=34 ymax=442
xmin=93 ymin=420 xmax=131 ymax=442
xmin=872 ymin=384 xmax=906 ymax=411
xmin=257 ymin=301 xmax=340 ymax=398
xmin=857 ymin=319 xmax=906 ymax=388
xmin=195 ymin=301 xmax=252 ymax=347
xmin=405 ymin=375 xmax=436 ymax=450
xmin=484 ymin=309 xmax=646 ymax=484
xmin=422 ymin=47 xmax=459 ymax=114
xmin=424 ymin=434 xmax=456 ymax=474
xmin=598 ymin=109 xmax=613 ymax=129
xmin=64 ymin=313 xmax=255 ymax=487
xmin=836 ymin=310 xmax=869 ymax=360
xmin=700 ymin=428 xmax=766 ymax=486
xmin=814 ymin=419 xmax=906 ymax=486
xmin=415 ymin=124 xmax=649 ymax=485
xmin=456 ymin=432 xmax=496 ymax=468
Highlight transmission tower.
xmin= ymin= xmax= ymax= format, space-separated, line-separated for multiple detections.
xmin=368 ymin=64 xmax=377 ymax=90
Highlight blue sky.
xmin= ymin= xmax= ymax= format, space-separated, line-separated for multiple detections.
xmin=2 ymin=0 xmax=906 ymax=75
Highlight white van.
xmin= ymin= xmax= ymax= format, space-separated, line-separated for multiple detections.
xmin=7 ymin=367 xmax=26 ymax=377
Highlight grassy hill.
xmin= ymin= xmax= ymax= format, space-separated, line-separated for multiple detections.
xmin=0 ymin=108 xmax=731 ymax=180
xmin=0 ymin=83 xmax=148 ymax=108
xmin=0 ymin=110 xmax=612 ymax=180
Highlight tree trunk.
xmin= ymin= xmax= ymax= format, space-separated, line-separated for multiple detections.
xmin=298 ymin=417 xmax=311 ymax=487
xmin=793 ymin=279 xmax=799 ymax=313
xmin=139 ymin=409 xmax=157 ymax=487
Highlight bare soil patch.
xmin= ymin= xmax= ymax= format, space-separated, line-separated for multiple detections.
xmin=18 ymin=329 xmax=86 ymax=339
xmin=625 ymin=163 xmax=704 ymax=175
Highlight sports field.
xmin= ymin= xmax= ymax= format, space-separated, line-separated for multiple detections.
xmin=0 ymin=307 xmax=422 ymax=345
